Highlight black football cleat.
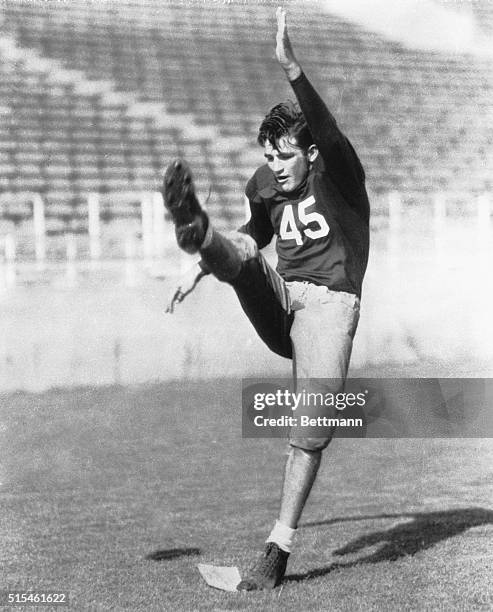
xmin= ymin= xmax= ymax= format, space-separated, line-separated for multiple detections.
xmin=161 ymin=159 xmax=209 ymax=254
xmin=237 ymin=542 xmax=289 ymax=591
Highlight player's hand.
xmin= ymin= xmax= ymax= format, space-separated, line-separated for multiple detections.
xmin=165 ymin=264 xmax=204 ymax=314
xmin=275 ymin=7 xmax=301 ymax=80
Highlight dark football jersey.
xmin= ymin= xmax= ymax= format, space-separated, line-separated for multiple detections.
xmin=240 ymin=72 xmax=370 ymax=297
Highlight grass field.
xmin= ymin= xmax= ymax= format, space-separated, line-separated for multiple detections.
xmin=1 ymin=379 xmax=492 ymax=611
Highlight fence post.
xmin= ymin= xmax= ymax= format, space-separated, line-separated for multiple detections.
xmin=88 ymin=193 xmax=101 ymax=262
xmin=5 ymin=233 xmax=16 ymax=262
xmin=32 ymin=193 xmax=46 ymax=268
xmin=152 ymin=191 xmax=165 ymax=259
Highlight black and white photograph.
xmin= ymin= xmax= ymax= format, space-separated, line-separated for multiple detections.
xmin=1 ymin=0 xmax=492 ymax=609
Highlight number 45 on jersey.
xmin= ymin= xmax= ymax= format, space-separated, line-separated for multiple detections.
xmin=279 ymin=196 xmax=330 ymax=245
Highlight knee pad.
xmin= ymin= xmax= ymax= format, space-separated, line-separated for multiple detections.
xmin=226 ymin=231 xmax=258 ymax=261
xmin=289 ymin=435 xmax=333 ymax=452
xmin=201 ymin=230 xmax=258 ymax=282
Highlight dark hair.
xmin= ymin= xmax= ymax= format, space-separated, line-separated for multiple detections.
xmin=257 ymin=101 xmax=313 ymax=151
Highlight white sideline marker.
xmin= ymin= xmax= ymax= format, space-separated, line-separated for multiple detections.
xmin=197 ymin=564 xmax=241 ymax=592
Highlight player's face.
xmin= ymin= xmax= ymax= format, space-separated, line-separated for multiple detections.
xmin=263 ymin=136 xmax=309 ymax=193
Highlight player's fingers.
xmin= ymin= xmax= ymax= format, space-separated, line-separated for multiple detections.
xmin=276 ymin=7 xmax=286 ymax=36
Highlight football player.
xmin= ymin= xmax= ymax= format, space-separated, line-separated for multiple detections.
xmin=162 ymin=7 xmax=370 ymax=590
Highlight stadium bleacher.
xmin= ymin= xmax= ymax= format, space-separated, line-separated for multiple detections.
xmin=434 ymin=0 xmax=493 ymax=37
xmin=0 ymin=0 xmax=492 ymax=257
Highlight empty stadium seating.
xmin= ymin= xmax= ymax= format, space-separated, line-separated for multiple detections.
xmin=0 ymin=0 xmax=492 ymax=258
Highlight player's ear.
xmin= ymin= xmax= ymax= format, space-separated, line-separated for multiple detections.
xmin=307 ymin=144 xmax=319 ymax=164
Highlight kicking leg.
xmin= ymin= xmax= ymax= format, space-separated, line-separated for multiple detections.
xmin=162 ymin=158 xmax=253 ymax=280
xmin=162 ymin=158 xmax=293 ymax=358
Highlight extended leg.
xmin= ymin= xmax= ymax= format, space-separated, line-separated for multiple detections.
xmin=162 ymin=159 xmax=252 ymax=276
xmin=162 ymin=159 xmax=293 ymax=358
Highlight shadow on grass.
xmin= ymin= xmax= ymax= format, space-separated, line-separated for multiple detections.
xmin=286 ymin=507 xmax=493 ymax=583
xmin=146 ymin=547 xmax=201 ymax=561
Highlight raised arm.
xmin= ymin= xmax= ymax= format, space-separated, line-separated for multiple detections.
xmin=275 ymin=8 xmax=365 ymax=193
